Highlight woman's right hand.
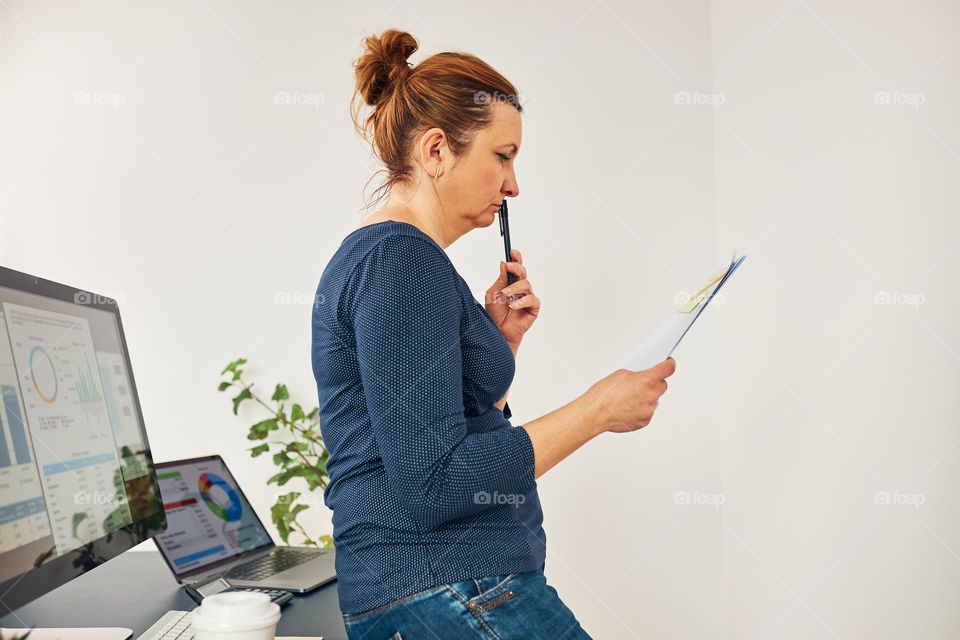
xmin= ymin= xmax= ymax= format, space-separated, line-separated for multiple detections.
xmin=583 ymin=357 xmax=677 ymax=434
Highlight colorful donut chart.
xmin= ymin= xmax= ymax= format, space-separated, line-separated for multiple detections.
xmin=197 ymin=472 xmax=243 ymax=522
xmin=29 ymin=345 xmax=58 ymax=404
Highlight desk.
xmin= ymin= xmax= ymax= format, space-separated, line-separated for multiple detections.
xmin=0 ymin=550 xmax=348 ymax=639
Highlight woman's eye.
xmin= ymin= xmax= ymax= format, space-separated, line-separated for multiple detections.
xmin=497 ymin=153 xmax=509 ymax=162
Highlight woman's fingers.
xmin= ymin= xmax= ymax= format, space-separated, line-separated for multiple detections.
xmin=503 ymin=258 xmax=527 ymax=281
xmin=500 ymin=279 xmax=536 ymax=309
xmin=494 ymin=252 xmax=535 ymax=306
xmin=501 ymin=277 xmax=532 ymax=298
xmin=507 ymin=292 xmax=540 ymax=310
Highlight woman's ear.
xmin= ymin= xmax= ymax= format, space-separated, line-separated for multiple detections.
xmin=417 ymin=127 xmax=446 ymax=176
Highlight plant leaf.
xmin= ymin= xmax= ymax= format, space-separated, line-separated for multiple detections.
xmin=290 ymin=403 xmax=305 ymax=422
xmin=220 ymin=357 xmax=247 ymax=376
xmin=232 ymin=386 xmax=253 ymax=415
xmin=271 ymin=383 xmax=289 ymax=402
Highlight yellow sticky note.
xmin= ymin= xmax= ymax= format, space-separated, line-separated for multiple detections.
xmin=677 ymin=270 xmax=725 ymax=313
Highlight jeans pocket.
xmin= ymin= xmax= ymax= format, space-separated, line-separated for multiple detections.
xmin=466 ymin=573 xmax=518 ymax=613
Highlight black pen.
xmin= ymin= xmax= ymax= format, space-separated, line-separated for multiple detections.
xmin=498 ymin=200 xmax=516 ymax=286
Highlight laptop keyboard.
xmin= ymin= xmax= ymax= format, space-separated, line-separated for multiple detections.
xmin=225 ymin=547 xmax=323 ymax=581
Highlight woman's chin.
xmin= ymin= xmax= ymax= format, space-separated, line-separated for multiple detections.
xmin=471 ymin=207 xmax=499 ymax=230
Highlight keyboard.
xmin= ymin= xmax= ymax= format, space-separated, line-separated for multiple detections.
xmin=136 ymin=610 xmax=194 ymax=640
xmin=138 ymin=588 xmax=292 ymax=639
xmin=225 ymin=547 xmax=322 ymax=580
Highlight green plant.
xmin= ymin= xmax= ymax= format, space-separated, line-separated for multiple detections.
xmin=218 ymin=358 xmax=333 ymax=548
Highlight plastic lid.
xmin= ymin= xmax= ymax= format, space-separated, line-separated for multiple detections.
xmin=190 ymin=591 xmax=281 ymax=632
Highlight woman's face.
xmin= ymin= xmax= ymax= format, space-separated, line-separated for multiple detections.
xmin=445 ymin=100 xmax=522 ymax=229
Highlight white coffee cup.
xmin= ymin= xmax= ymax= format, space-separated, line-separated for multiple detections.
xmin=190 ymin=591 xmax=281 ymax=640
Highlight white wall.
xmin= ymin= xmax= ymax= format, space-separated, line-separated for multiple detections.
xmin=713 ymin=1 xmax=960 ymax=637
xmin=0 ymin=2 xmax=719 ymax=637
xmin=3 ymin=1 xmax=957 ymax=638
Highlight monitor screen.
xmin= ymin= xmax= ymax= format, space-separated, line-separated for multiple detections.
xmin=154 ymin=456 xmax=272 ymax=576
xmin=0 ymin=266 xmax=165 ymax=615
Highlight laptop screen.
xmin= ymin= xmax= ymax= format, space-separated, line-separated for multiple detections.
xmin=154 ymin=456 xmax=272 ymax=576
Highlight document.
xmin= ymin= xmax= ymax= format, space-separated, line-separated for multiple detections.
xmin=622 ymin=251 xmax=746 ymax=370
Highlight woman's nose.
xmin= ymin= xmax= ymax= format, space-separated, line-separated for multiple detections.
xmin=503 ymin=177 xmax=520 ymax=199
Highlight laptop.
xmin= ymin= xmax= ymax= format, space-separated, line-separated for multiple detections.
xmin=153 ymin=455 xmax=336 ymax=593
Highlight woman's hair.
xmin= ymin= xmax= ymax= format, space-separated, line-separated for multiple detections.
xmin=351 ymin=29 xmax=523 ymax=210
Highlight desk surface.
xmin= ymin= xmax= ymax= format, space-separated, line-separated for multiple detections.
xmin=0 ymin=550 xmax=348 ymax=639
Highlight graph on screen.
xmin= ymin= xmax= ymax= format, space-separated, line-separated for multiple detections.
xmin=2 ymin=302 xmax=132 ymax=553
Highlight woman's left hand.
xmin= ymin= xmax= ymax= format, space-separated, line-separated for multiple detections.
xmin=484 ymin=249 xmax=541 ymax=348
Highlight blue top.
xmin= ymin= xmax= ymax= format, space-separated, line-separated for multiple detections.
xmin=311 ymin=220 xmax=546 ymax=615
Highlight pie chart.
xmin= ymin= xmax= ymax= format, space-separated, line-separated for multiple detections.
xmin=197 ymin=472 xmax=242 ymax=522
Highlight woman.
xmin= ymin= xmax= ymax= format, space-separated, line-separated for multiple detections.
xmin=311 ymin=28 xmax=676 ymax=640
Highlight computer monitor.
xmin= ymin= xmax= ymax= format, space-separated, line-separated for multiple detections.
xmin=0 ymin=266 xmax=166 ymax=632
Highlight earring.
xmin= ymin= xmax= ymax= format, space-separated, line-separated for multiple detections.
xmin=434 ymin=166 xmax=441 ymax=181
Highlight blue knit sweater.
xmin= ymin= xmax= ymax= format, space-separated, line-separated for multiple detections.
xmin=311 ymin=220 xmax=546 ymax=615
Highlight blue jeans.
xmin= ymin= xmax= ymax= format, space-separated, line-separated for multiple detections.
xmin=341 ymin=567 xmax=593 ymax=639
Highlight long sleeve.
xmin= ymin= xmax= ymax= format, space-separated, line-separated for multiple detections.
xmin=349 ymin=234 xmax=536 ymax=531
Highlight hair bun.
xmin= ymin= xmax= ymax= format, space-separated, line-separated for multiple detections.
xmin=354 ymin=29 xmax=419 ymax=107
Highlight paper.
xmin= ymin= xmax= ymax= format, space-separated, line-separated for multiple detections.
xmin=620 ymin=251 xmax=746 ymax=371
